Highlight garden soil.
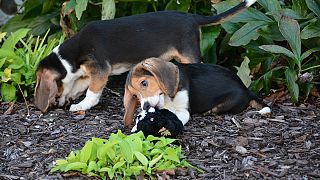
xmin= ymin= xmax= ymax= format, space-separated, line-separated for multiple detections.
xmin=1 ymin=74 xmax=319 ymax=179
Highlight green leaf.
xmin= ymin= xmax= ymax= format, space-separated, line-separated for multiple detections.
xmin=113 ymin=161 xmax=125 ymax=170
xmin=259 ymin=45 xmax=295 ymax=59
xmin=285 ymin=68 xmax=299 ymax=103
xmin=1 ymin=29 xmax=30 ymax=50
xmin=257 ymin=0 xmax=281 ymax=20
xmin=64 ymin=162 xmax=87 ymax=172
xmin=263 ymin=70 xmax=273 ymax=94
xmin=301 ymin=20 xmax=320 ymax=39
xmin=235 ymin=57 xmax=252 ymax=87
xmin=149 ymin=153 xmax=163 ymax=168
xmin=99 ymin=167 xmax=114 ymax=179
xmin=200 ymin=26 xmax=220 ymax=56
xmin=282 ymin=8 xmax=307 ymax=20
xmin=0 ymin=49 xmax=23 ymax=62
xmin=306 ymin=0 xmax=320 ymax=18
xmin=101 ymin=0 xmax=116 ymax=20
xmin=119 ymin=139 xmax=133 ymax=163
xmin=214 ymin=0 xmax=272 ymax=23
xmin=55 ymin=159 xmax=68 ymax=165
xmin=258 ymin=23 xmax=285 ymax=41
xmin=134 ymin=151 xmax=148 ymax=166
xmin=80 ymin=141 xmax=96 ymax=163
xmin=2 ymin=68 xmax=11 ymax=82
xmin=164 ymin=147 xmax=180 ymax=163
xmin=301 ymin=47 xmax=320 ymax=61
xmin=66 ymin=151 xmax=78 ymax=163
xmin=75 ymin=0 xmax=88 ymax=20
xmin=165 ymin=0 xmax=191 ymax=12
xmin=87 ymin=161 xmax=98 ymax=172
xmin=150 ymin=148 xmax=163 ymax=156
xmin=11 ymin=73 xmax=21 ymax=84
xmin=0 ymin=15 xmax=32 ymax=34
xmin=292 ymin=0 xmax=308 ymax=16
xmin=229 ymin=21 xmax=267 ymax=46
xmin=279 ymin=16 xmax=301 ymax=60
xmin=0 ymin=32 xmax=6 ymax=43
xmin=42 ymin=0 xmax=55 ymax=14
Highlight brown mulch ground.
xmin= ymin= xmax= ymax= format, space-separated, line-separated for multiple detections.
xmin=1 ymin=74 xmax=319 ymax=180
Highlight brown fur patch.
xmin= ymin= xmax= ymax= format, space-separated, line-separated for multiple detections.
xmin=81 ymin=61 xmax=111 ymax=93
xmin=249 ymin=100 xmax=263 ymax=110
xmin=159 ymin=48 xmax=193 ymax=64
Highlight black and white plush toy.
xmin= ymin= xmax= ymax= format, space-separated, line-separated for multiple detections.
xmin=131 ymin=107 xmax=184 ymax=138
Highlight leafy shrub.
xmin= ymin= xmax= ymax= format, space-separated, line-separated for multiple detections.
xmin=51 ymin=130 xmax=194 ymax=179
xmin=213 ymin=0 xmax=320 ymax=102
xmin=0 ymin=29 xmax=63 ymax=102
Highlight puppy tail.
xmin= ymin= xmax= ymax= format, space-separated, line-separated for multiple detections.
xmin=194 ymin=0 xmax=256 ymax=26
xmin=248 ymin=91 xmax=272 ymax=115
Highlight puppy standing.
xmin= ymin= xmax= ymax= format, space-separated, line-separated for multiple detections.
xmin=123 ymin=58 xmax=271 ymax=127
xmin=34 ymin=0 xmax=257 ymax=112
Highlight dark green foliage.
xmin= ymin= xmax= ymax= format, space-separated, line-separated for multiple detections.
xmin=214 ymin=0 xmax=320 ymax=102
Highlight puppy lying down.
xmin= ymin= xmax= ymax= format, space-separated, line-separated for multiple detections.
xmin=124 ymin=58 xmax=271 ymax=127
xmin=131 ymin=107 xmax=184 ymax=138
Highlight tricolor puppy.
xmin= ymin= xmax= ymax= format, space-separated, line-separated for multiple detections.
xmin=123 ymin=58 xmax=271 ymax=127
xmin=34 ymin=0 xmax=257 ymax=112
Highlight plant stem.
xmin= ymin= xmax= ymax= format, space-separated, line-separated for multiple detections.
xmin=17 ymin=84 xmax=30 ymax=118
xmin=301 ymin=65 xmax=320 ymax=72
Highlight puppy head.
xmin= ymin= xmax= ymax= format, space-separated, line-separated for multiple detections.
xmin=123 ymin=58 xmax=179 ymax=127
xmin=34 ymin=67 xmax=62 ymax=113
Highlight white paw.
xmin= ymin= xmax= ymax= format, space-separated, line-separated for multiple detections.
xmin=258 ymin=107 xmax=271 ymax=115
xmin=131 ymin=125 xmax=138 ymax=133
xmin=58 ymin=96 xmax=66 ymax=107
xmin=69 ymin=103 xmax=89 ymax=111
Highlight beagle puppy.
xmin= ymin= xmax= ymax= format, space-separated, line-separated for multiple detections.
xmin=123 ymin=58 xmax=271 ymax=127
xmin=34 ymin=0 xmax=257 ymax=112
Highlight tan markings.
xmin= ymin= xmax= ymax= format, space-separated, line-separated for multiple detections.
xmin=159 ymin=47 xmax=193 ymax=64
xmin=129 ymin=75 xmax=162 ymax=99
xmin=88 ymin=72 xmax=110 ymax=93
xmin=249 ymin=100 xmax=263 ymax=110
xmin=80 ymin=61 xmax=111 ymax=94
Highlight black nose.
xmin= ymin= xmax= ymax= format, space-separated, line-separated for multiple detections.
xmin=143 ymin=102 xmax=151 ymax=110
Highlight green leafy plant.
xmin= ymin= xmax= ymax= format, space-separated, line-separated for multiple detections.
xmin=0 ymin=28 xmax=63 ymax=102
xmin=214 ymin=0 xmax=320 ymax=102
xmin=51 ymin=130 xmax=195 ymax=179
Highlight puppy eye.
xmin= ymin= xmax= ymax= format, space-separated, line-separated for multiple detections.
xmin=140 ymin=80 xmax=148 ymax=87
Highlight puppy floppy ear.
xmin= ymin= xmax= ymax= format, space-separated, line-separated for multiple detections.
xmin=34 ymin=69 xmax=58 ymax=112
xmin=142 ymin=58 xmax=179 ymax=98
xmin=123 ymin=85 xmax=139 ymax=128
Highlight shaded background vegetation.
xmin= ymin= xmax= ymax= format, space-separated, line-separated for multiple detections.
xmin=0 ymin=0 xmax=319 ymax=104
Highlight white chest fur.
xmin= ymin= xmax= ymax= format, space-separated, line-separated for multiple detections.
xmin=163 ymin=90 xmax=190 ymax=125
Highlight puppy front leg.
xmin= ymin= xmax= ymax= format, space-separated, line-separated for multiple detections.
xmin=66 ymin=76 xmax=90 ymax=101
xmin=69 ymin=64 xmax=110 ymax=112
xmin=166 ymin=108 xmax=190 ymax=126
xmin=175 ymin=110 xmax=190 ymax=125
